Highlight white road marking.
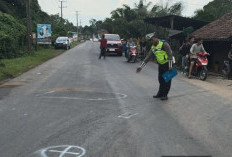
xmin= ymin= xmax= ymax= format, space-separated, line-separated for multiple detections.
xmin=37 ymin=92 xmax=128 ymax=101
xmin=37 ymin=73 xmax=41 ymax=75
xmin=12 ymin=108 xmax=16 ymax=110
xmin=44 ymin=91 xmax=55 ymax=94
xmin=35 ymin=145 xmax=86 ymax=157
xmin=118 ymin=112 xmax=138 ymax=119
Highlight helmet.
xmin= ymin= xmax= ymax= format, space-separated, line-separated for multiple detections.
xmin=145 ymin=32 xmax=156 ymax=40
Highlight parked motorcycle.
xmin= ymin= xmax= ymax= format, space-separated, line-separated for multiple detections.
xmin=127 ymin=46 xmax=138 ymax=63
xmin=185 ymin=52 xmax=210 ymax=81
xmin=222 ymin=60 xmax=231 ymax=79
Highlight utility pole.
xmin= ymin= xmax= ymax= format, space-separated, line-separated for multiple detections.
xmin=59 ymin=0 xmax=67 ymax=19
xmin=76 ymin=11 xmax=79 ymax=40
xmin=26 ymin=0 xmax=32 ymax=51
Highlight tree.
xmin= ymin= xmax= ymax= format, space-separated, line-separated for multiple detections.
xmin=193 ymin=0 xmax=232 ymax=21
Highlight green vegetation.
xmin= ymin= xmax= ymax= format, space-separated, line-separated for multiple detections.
xmin=0 ymin=41 xmax=81 ymax=81
xmin=0 ymin=0 xmax=77 ymax=59
xmin=0 ymin=12 xmax=26 ymax=59
xmin=193 ymin=0 xmax=232 ymax=21
xmin=81 ymin=0 xmax=183 ymax=39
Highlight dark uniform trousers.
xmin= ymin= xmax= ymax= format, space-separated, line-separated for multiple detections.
xmin=99 ymin=48 xmax=106 ymax=59
xmin=157 ymin=62 xmax=171 ymax=97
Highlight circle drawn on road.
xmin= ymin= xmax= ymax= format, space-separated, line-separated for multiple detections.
xmin=34 ymin=145 xmax=86 ymax=157
xmin=36 ymin=90 xmax=127 ymax=101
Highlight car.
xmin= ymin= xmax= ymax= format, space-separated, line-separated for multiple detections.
xmin=54 ymin=37 xmax=71 ymax=49
xmin=93 ymin=38 xmax=99 ymax=42
xmin=105 ymin=34 xmax=122 ymax=56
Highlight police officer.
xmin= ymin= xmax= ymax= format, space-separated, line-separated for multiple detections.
xmin=136 ymin=34 xmax=173 ymax=100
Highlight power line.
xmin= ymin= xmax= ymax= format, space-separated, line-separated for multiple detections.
xmin=59 ymin=0 xmax=67 ymax=19
xmin=26 ymin=0 xmax=32 ymax=51
xmin=76 ymin=11 xmax=79 ymax=39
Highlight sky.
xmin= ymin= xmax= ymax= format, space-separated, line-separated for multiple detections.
xmin=38 ymin=0 xmax=213 ymax=26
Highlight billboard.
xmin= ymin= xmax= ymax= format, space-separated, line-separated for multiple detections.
xmin=37 ymin=24 xmax=52 ymax=44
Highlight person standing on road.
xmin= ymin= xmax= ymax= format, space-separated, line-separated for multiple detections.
xmin=136 ymin=34 xmax=173 ymax=100
xmin=99 ymin=35 xmax=107 ymax=59
xmin=140 ymin=37 xmax=147 ymax=60
xmin=188 ymin=38 xmax=206 ymax=78
xmin=228 ymin=44 xmax=232 ymax=80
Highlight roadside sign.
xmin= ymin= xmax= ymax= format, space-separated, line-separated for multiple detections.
xmin=37 ymin=24 xmax=52 ymax=44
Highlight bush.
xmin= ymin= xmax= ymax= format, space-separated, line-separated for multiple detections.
xmin=0 ymin=12 xmax=26 ymax=59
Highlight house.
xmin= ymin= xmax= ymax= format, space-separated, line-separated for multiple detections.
xmin=191 ymin=11 xmax=232 ymax=71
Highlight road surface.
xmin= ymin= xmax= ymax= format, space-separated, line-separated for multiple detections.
xmin=0 ymin=41 xmax=232 ymax=157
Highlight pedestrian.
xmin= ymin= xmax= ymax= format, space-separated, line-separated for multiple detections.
xmin=228 ymin=44 xmax=232 ymax=80
xmin=122 ymin=39 xmax=127 ymax=57
xmin=136 ymin=33 xmax=174 ymax=100
xmin=140 ymin=37 xmax=147 ymax=60
xmin=99 ymin=34 xmax=107 ymax=59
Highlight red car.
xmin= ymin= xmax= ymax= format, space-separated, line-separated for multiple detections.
xmin=105 ymin=34 xmax=122 ymax=56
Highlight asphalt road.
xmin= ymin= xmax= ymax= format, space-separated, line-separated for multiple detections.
xmin=0 ymin=41 xmax=232 ymax=157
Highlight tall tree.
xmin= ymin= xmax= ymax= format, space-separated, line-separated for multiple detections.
xmin=193 ymin=0 xmax=232 ymax=21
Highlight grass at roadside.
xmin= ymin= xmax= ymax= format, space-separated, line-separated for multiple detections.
xmin=0 ymin=41 xmax=81 ymax=82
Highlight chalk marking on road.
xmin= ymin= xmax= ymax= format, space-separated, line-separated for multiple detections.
xmin=35 ymin=91 xmax=55 ymax=97
xmin=44 ymin=91 xmax=55 ymax=94
xmin=118 ymin=112 xmax=138 ymax=119
xmin=37 ymin=92 xmax=128 ymax=101
xmin=34 ymin=145 xmax=86 ymax=157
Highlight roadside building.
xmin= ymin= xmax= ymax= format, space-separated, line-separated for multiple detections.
xmin=191 ymin=11 xmax=232 ymax=72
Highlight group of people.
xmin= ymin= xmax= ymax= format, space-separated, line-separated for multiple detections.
xmin=179 ymin=37 xmax=232 ymax=79
xmin=122 ymin=37 xmax=147 ymax=60
xmin=179 ymin=37 xmax=206 ymax=79
xmin=99 ymin=33 xmax=232 ymax=101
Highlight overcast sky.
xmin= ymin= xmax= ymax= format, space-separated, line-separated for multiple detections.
xmin=38 ymin=0 xmax=213 ymax=26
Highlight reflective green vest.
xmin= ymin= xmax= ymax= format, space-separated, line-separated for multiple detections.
xmin=151 ymin=41 xmax=168 ymax=64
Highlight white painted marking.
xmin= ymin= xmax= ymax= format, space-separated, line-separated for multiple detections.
xmin=44 ymin=91 xmax=55 ymax=94
xmin=12 ymin=108 xmax=16 ymax=110
xmin=37 ymin=73 xmax=41 ymax=75
xmin=118 ymin=112 xmax=138 ymax=119
xmin=24 ymin=113 xmax=28 ymax=116
xmin=35 ymin=145 xmax=86 ymax=157
xmin=39 ymin=92 xmax=128 ymax=101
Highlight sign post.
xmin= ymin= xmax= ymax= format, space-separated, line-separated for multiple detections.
xmin=37 ymin=24 xmax=52 ymax=45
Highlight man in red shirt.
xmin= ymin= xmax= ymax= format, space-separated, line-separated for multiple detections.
xmin=99 ymin=35 xmax=107 ymax=59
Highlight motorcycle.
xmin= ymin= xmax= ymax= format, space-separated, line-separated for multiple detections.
xmin=127 ymin=46 xmax=138 ymax=63
xmin=222 ymin=60 xmax=231 ymax=79
xmin=185 ymin=52 xmax=210 ymax=81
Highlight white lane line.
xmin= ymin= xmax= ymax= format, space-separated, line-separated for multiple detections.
xmin=44 ymin=91 xmax=55 ymax=94
xmin=118 ymin=112 xmax=138 ymax=119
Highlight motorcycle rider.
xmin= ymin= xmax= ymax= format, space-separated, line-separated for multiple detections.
xmin=188 ymin=38 xmax=206 ymax=79
xmin=179 ymin=37 xmax=195 ymax=74
xmin=126 ymin=38 xmax=136 ymax=58
xmin=136 ymin=34 xmax=173 ymax=100
xmin=228 ymin=44 xmax=232 ymax=79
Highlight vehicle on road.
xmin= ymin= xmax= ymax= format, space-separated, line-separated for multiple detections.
xmin=222 ymin=60 xmax=231 ymax=79
xmin=127 ymin=45 xmax=138 ymax=63
xmin=54 ymin=37 xmax=71 ymax=50
xmin=185 ymin=52 xmax=210 ymax=81
xmin=105 ymin=34 xmax=122 ymax=56
xmin=93 ymin=38 xmax=99 ymax=42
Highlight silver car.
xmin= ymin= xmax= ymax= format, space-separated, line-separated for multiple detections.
xmin=54 ymin=37 xmax=71 ymax=49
